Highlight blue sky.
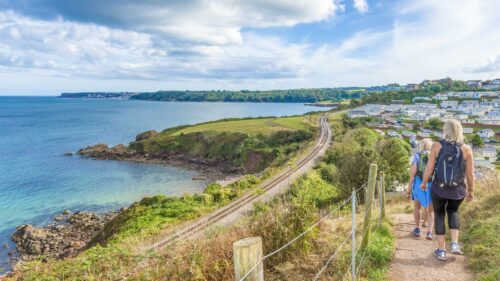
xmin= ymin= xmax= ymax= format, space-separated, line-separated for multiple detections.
xmin=0 ymin=0 xmax=499 ymax=95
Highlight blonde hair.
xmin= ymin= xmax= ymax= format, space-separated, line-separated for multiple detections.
xmin=419 ymin=138 xmax=433 ymax=152
xmin=443 ymin=119 xmax=464 ymax=144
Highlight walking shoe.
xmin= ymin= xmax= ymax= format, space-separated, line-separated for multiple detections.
xmin=412 ymin=228 xmax=421 ymax=238
xmin=434 ymin=249 xmax=447 ymax=261
xmin=450 ymin=242 xmax=463 ymax=255
xmin=426 ymin=231 xmax=433 ymax=240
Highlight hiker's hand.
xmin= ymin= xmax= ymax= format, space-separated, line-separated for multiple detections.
xmin=420 ymin=182 xmax=427 ymax=191
xmin=466 ymin=191 xmax=474 ymax=202
xmin=405 ymin=192 xmax=410 ymax=201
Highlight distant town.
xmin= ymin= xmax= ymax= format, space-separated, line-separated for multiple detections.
xmin=348 ymin=86 xmax=499 ymax=169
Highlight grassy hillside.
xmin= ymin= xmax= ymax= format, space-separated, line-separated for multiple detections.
xmin=461 ymin=174 xmax=500 ymax=281
xmin=171 ymin=115 xmax=315 ymax=136
xmin=129 ymin=115 xmax=317 ymax=173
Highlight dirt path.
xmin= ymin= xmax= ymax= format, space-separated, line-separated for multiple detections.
xmin=389 ymin=213 xmax=475 ymax=281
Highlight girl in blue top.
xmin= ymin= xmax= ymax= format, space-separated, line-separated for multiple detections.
xmin=407 ymin=138 xmax=434 ymax=240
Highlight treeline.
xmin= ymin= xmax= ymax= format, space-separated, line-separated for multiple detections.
xmin=130 ymin=89 xmax=365 ymax=103
xmin=61 ymin=78 xmax=482 ymax=104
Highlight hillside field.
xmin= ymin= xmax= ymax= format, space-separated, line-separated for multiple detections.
xmin=170 ymin=115 xmax=319 ymax=136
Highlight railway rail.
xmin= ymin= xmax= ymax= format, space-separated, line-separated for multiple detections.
xmin=144 ymin=114 xmax=332 ymax=251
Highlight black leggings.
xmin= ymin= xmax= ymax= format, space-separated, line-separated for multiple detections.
xmin=431 ymin=190 xmax=464 ymax=235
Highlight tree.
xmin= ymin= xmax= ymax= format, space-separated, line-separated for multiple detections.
xmin=350 ymin=99 xmax=361 ymax=106
xmin=326 ymin=128 xmax=411 ymax=201
xmin=428 ymin=118 xmax=442 ymax=130
xmin=413 ymin=122 xmax=422 ymax=131
xmin=471 ymin=134 xmax=484 ymax=146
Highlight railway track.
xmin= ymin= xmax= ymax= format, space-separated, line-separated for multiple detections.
xmin=144 ymin=114 xmax=332 ymax=251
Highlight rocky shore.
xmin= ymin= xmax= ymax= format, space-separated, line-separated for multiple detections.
xmin=10 ymin=210 xmax=116 ymax=267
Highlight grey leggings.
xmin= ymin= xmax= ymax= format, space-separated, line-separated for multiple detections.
xmin=431 ymin=189 xmax=464 ymax=235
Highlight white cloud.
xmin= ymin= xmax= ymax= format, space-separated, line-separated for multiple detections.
xmin=1 ymin=0 xmax=500 ymax=94
xmin=0 ymin=10 xmax=312 ymax=92
xmin=4 ymin=0 xmax=337 ymax=45
xmin=353 ymin=0 xmax=369 ymax=13
xmin=467 ymin=55 xmax=500 ymax=73
xmin=298 ymin=0 xmax=500 ymax=86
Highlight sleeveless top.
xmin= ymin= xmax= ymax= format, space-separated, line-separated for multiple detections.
xmin=430 ymin=140 xmax=466 ymax=200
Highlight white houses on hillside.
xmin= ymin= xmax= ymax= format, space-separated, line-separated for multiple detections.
xmin=478 ymin=129 xmax=495 ymax=138
xmin=473 ymin=146 xmax=498 ymax=163
xmin=347 ymin=110 xmax=368 ymax=118
xmin=463 ymin=128 xmax=474 ymax=134
xmin=440 ymin=101 xmax=458 ymax=109
xmin=477 ymin=111 xmax=500 ymax=125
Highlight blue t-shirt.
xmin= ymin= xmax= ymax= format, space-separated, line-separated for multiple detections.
xmin=412 ymin=153 xmax=420 ymax=166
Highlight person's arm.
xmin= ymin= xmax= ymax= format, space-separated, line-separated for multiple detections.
xmin=407 ymin=164 xmax=417 ymax=200
xmin=420 ymin=143 xmax=440 ymax=190
xmin=463 ymin=145 xmax=475 ymax=202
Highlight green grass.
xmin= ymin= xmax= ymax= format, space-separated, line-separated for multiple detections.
xmin=359 ymin=220 xmax=395 ymax=281
xmin=172 ymin=116 xmax=311 ymax=136
xmin=461 ymin=178 xmax=500 ymax=281
xmin=328 ymin=112 xmax=345 ymax=127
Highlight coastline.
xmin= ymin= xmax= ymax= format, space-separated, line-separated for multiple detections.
xmin=0 ymin=98 xmax=327 ymax=277
xmin=6 ymin=154 xmax=242 ymax=272
xmin=74 ymin=143 xmax=242 ymax=181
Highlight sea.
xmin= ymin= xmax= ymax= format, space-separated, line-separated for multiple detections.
xmin=0 ymin=96 xmax=330 ymax=271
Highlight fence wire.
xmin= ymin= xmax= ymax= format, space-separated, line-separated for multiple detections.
xmin=238 ymin=178 xmax=374 ymax=281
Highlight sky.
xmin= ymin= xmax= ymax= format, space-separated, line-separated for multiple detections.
xmin=0 ymin=0 xmax=499 ymax=95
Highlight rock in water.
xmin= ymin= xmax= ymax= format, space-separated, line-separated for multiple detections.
xmin=77 ymin=143 xmax=131 ymax=159
xmin=77 ymin=143 xmax=110 ymax=158
xmin=135 ymin=130 xmax=158 ymax=141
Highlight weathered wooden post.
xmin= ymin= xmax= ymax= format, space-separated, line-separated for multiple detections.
xmin=378 ymin=177 xmax=383 ymax=227
xmin=351 ymin=189 xmax=357 ymax=281
xmin=380 ymin=172 xmax=386 ymax=221
xmin=361 ymin=163 xmax=377 ymax=250
xmin=233 ymin=237 xmax=264 ymax=281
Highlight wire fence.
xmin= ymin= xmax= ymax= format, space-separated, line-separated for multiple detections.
xmin=237 ymin=169 xmax=384 ymax=281
xmin=310 ymin=175 xmax=384 ymax=281
xmin=237 ymin=183 xmax=367 ymax=281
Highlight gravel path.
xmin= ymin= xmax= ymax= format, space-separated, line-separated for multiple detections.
xmin=389 ymin=213 xmax=475 ymax=281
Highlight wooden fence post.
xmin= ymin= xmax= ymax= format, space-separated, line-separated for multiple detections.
xmin=233 ymin=237 xmax=264 ymax=281
xmin=380 ymin=172 xmax=386 ymax=221
xmin=378 ymin=176 xmax=383 ymax=227
xmin=361 ymin=163 xmax=377 ymax=250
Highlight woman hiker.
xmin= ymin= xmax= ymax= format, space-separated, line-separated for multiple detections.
xmin=420 ymin=119 xmax=475 ymax=261
xmin=407 ymin=138 xmax=434 ymax=240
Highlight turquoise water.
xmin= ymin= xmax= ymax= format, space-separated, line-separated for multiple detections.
xmin=0 ymin=97 xmax=328 ymax=270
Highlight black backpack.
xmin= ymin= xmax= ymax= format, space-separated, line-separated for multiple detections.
xmin=434 ymin=140 xmax=464 ymax=188
xmin=416 ymin=151 xmax=429 ymax=178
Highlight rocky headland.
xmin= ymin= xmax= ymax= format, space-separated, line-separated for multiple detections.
xmin=76 ymin=142 xmax=236 ymax=180
xmin=74 ymin=129 xmax=269 ymax=180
